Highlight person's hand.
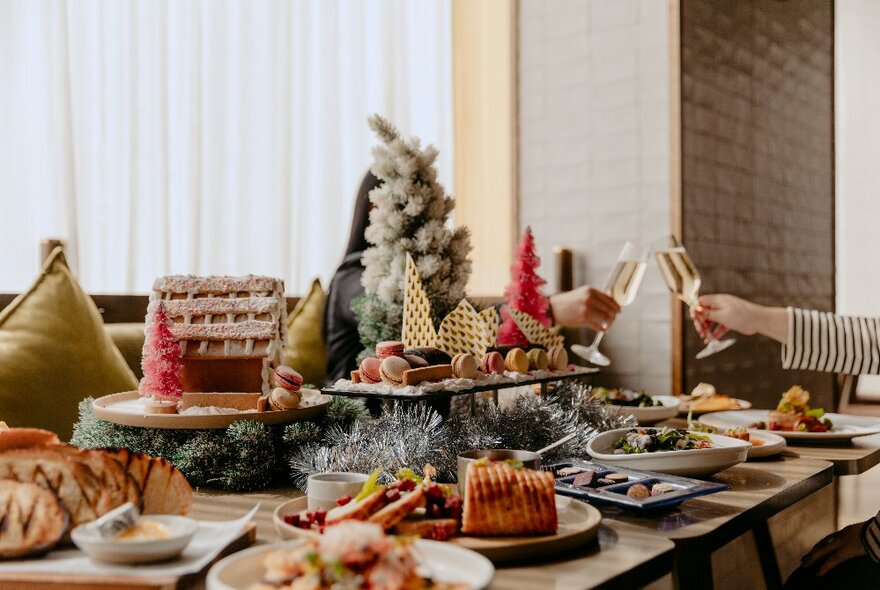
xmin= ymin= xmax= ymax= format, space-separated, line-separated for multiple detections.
xmin=801 ymin=522 xmax=867 ymax=576
xmin=691 ymin=294 xmax=764 ymax=343
xmin=549 ymin=286 xmax=620 ymax=332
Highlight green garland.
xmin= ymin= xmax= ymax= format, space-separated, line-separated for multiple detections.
xmin=70 ymin=396 xmax=369 ymax=492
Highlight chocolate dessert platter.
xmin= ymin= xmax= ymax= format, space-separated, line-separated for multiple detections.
xmin=323 ymin=255 xmax=597 ymax=402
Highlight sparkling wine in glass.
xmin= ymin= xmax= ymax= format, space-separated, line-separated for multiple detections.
xmin=571 ymin=241 xmax=648 ymax=366
xmin=654 ymin=236 xmax=735 ymax=359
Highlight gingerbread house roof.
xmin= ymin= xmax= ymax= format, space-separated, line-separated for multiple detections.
xmin=148 ymin=275 xmax=287 ymax=363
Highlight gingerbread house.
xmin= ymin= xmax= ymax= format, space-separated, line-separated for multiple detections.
xmin=147 ymin=275 xmax=287 ymax=409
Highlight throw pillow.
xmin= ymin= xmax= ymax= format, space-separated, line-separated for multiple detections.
xmin=282 ymin=278 xmax=327 ymax=386
xmin=0 ymin=248 xmax=138 ymax=440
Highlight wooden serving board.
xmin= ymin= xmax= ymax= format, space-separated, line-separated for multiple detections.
xmin=0 ymin=524 xmax=256 ymax=590
xmin=93 ymin=391 xmax=330 ymax=429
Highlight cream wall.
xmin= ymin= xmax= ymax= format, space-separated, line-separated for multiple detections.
xmin=835 ymin=0 xmax=880 ymax=395
xmin=518 ymin=0 xmax=673 ymax=392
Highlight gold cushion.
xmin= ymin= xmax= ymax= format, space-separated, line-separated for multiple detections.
xmin=0 ymin=249 xmax=138 ymax=440
xmin=282 ymin=278 xmax=327 ymax=386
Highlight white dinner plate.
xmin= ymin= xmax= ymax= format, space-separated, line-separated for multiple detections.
xmin=587 ymin=428 xmax=750 ymax=477
xmin=274 ymin=495 xmax=601 ymax=564
xmin=699 ymin=410 xmax=880 ymax=442
xmin=744 ymin=431 xmax=787 ymax=458
xmin=611 ymin=395 xmax=681 ymax=425
xmin=206 ymin=538 xmax=495 ymax=590
xmin=678 ymin=397 xmax=752 ymax=416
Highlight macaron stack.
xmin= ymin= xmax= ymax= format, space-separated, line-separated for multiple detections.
xmin=270 ymin=365 xmax=303 ymax=410
xmin=352 ymin=342 xmax=483 ymax=388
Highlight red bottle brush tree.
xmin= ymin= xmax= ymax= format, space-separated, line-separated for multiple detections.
xmin=497 ymin=227 xmax=552 ymax=346
xmin=139 ymin=301 xmax=183 ymax=400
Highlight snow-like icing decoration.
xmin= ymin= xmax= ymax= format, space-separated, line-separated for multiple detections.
xmin=171 ymin=320 xmax=277 ymax=342
xmin=331 ymin=367 xmax=593 ymax=396
xmin=179 ymin=406 xmax=259 ymax=415
xmin=154 ymin=275 xmax=281 ymax=294
xmin=155 ymin=297 xmax=282 ymax=317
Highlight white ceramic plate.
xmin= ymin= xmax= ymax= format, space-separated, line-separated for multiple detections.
xmin=92 ymin=390 xmax=330 ymax=429
xmin=699 ymin=410 xmax=880 ymax=442
xmin=678 ymin=397 xmax=752 ymax=416
xmin=744 ymin=431 xmax=787 ymax=458
xmin=587 ymin=428 xmax=750 ymax=477
xmin=71 ymin=515 xmax=198 ymax=564
xmin=273 ymin=495 xmax=601 ymax=564
xmin=612 ymin=395 xmax=681 ymax=425
xmin=206 ymin=538 xmax=495 ymax=590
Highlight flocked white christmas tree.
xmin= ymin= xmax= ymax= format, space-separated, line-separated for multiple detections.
xmin=354 ymin=114 xmax=472 ymax=355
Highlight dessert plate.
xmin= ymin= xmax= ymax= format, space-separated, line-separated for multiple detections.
xmin=743 ymin=431 xmax=787 ymax=458
xmin=613 ymin=395 xmax=681 ymax=425
xmin=93 ymin=390 xmax=330 ymax=429
xmin=273 ymin=494 xmax=601 ymax=564
xmin=587 ymin=428 xmax=750 ymax=477
xmin=207 ymin=538 xmax=495 ymax=590
xmin=678 ymin=397 xmax=752 ymax=415
xmin=700 ymin=410 xmax=880 ymax=442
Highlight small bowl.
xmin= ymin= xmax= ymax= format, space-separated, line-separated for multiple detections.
xmin=307 ymin=472 xmax=369 ymax=510
xmin=71 ymin=515 xmax=198 ymax=564
xmin=457 ymin=449 xmax=541 ymax=493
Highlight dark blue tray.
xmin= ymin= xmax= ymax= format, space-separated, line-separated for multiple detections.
xmin=545 ymin=458 xmax=729 ymax=511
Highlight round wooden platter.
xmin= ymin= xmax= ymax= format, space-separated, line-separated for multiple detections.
xmin=92 ymin=390 xmax=330 ymax=429
xmin=274 ymin=494 xmax=601 ymax=564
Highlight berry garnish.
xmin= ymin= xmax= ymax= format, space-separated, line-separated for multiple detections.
xmin=283 ymin=513 xmax=301 ymax=527
xmin=314 ymin=508 xmax=327 ymax=525
xmin=336 ymin=495 xmax=352 ymax=506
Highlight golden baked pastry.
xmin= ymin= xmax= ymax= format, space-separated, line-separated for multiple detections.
xmin=461 ymin=460 xmax=557 ymax=536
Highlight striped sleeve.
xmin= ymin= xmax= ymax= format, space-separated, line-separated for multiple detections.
xmin=863 ymin=515 xmax=880 ymax=562
xmin=781 ymin=307 xmax=880 ymax=375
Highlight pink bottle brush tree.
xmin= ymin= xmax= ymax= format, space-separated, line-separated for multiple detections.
xmin=497 ymin=226 xmax=552 ymax=346
xmin=139 ymin=301 xmax=183 ymax=400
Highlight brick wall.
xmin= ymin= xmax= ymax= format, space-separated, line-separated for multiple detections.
xmin=680 ymin=0 xmax=836 ymax=407
xmin=518 ymin=0 xmax=673 ymax=393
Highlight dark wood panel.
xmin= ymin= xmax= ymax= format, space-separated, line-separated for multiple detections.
xmin=679 ymin=0 xmax=836 ymax=408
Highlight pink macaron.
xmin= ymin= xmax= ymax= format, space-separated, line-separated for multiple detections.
xmin=274 ymin=365 xmax=303 ymax=391
xmin=376 ymin=340 xmax=406 ymax=359
xmin=481 ymin=351 xmax=505 ymax=375
xmin=359 ymin=357 xmax=382 ymax=384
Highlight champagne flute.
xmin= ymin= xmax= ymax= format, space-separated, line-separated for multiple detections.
xmin=653 ymin=235 xmax=735 ymax=359
xmin=571 ymin=241 xmax=648 ymax=366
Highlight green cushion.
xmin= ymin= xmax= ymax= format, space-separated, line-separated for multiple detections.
xmin=282 ymin=278 xmax=327 ymax=386
xmin=0 ymin=248 xmax=138 ymax=440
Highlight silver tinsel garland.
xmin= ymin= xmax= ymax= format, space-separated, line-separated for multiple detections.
xmin=289 ymin=381 xmax=636 ymax=488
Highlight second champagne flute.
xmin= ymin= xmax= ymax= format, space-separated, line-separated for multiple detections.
xmin=653 ymin=236 xmax=736 ymax=359
xmin=571 ymin=241 xmax=648 ymax=366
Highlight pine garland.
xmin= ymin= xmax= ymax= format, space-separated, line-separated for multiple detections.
xmin=354 ymin=114 xmax=472 ymax=354
xmin=70 ymin=396 xmax=369 ymax=492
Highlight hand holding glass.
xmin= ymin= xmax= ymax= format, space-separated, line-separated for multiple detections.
xmin=571 ymin=241 xmax=647 ymax=366
xmin=653 ymin=236 xmax=735 ymax=359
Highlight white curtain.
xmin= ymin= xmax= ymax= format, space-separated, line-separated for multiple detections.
xmin=0 ymin=0 xmax=453 ymax=294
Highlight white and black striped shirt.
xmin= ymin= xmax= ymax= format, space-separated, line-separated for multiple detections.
xmin=781 ymin=308 xmax=880 ymax=375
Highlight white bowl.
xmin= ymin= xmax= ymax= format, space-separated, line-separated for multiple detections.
xmin=207 ymin=538 xmax=495 ymax=590
xmin=587 ymin=428 xmax=750 ymax=477
xmin=71 ymin=515 xmax=198 ymax=564
xmin=306 ymin=472 xmax=369 ymax=510
xmin=612 ymin=395 xmax=681 ymax=425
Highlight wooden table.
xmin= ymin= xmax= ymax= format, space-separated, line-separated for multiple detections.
xmin=599 ymin=456 xmax=834 ymax=589
xmin=190 ymin=489 xmax=676 ymax=590
xmin=784 ymin=433 xmax=880 ymax=475
xmin=189 ymin=456 xmax=835 ymax=589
